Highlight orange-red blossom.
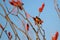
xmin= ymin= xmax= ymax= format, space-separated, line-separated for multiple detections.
xmin=52 ymin=32 xmax=59 ymax=40
xmin=9 ymin=0 xmax=24 ymax=10
xmin=39 ymin=3 xmax=45 ymax=12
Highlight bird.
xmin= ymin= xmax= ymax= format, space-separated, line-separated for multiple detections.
xmin=33 ymin=16 xmax=43 ymax=25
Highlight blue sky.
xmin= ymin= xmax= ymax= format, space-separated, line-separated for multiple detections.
xmin=0 ymin=0 xmax=60 ymax=40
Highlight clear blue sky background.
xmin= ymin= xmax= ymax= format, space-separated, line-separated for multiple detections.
xmin=0 ymin=0 xmax=60 ymax=40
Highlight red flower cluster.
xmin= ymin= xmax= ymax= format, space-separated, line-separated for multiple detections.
xmin=39 ymin=3 xmax=45 ymax=12
xmin=25 ymin=23 xmax=29 ymax=31
xmin=52 ymin=32 xmax=59 ymax=40
xmin=9 ymin=0 xmax=24 ymax=10
xmin=33 ymin=16 xmax=43 ymax=25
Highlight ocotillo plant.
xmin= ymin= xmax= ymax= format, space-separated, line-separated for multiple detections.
xmin=0 ymin=0 xmax=60 ymax=40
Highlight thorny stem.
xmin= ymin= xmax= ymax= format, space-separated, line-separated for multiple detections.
xmin=40 ymin=26 xmax=46 ymax=40
xmin=18 ymin=9 xmax=36 ymax=32
xmin=0 ymin=1 xmax=46 ymax=40
xmin=0 ymin=22 xmax=7 ymax=38
xmin=4 ymin=30 xmax=12 ymax=40
xmin=14 ymin=16 xmax=32 ymax=40
xmin=9 ymin=20 xmax=20 ymax=40
xmin=37 ymin=24 xmax=46 ymax=40
xmin=18 ymin=8 xmax=43 ymax=40
xmin=14 ymin=9 xmax=32 ymax=40
xmin=1 ymin=2 xmax=32 ymax=40
xmin=0 ymin=3 xmax=7 ymax=15
xmin=36 ymin=32 xmax=40 ymax=40
xmin=18 ymin=10 xmax=40 ymax=40
xmin=14 ymin=23 xmax=32 ymax=40
xmin=0 ymin=23 xmax=12 ymax=40
xmin=0 ymin=14 xmax=12 ymax=40
xmin=4 ymin=30 xmax=9 ymax=39
xmin=3 ymin=1 xmax=17 ymax=15
xmin=36 ymin=24 xmax=41 ymax=40
xmin=17 ymin=16 xmax=32 ymax=40
xmin=0 ymin=3 xmax=20 ymax=40
xmin=54 ymin=0 xmax=60 ymax=18
xmin=6 ymin=6 xmax=32 ymax=40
